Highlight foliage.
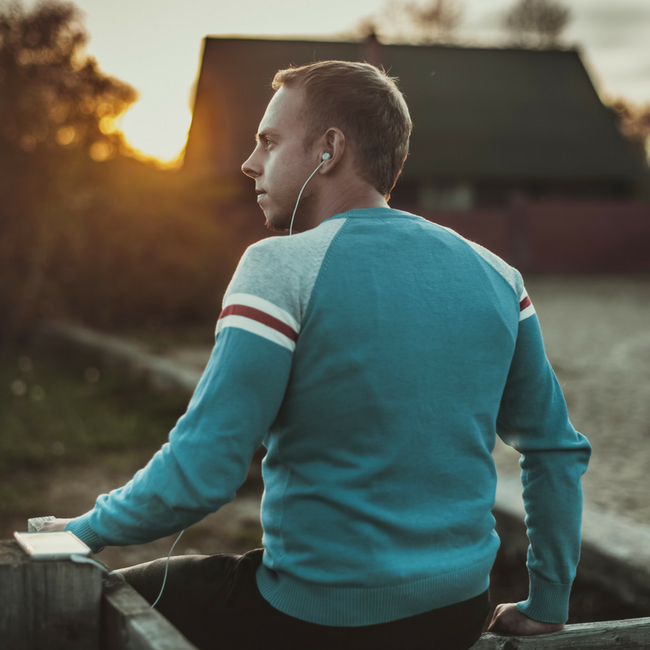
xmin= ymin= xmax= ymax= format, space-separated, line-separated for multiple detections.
xmin=0 ymin=1 xmax=250 ymax=343
xmin=402 ymin=0 xmax=462 ymax=42
xmin=25 ymin=155 xmax=243 ymax=334
xmin=352 ymin=0 xmax=574 ymax=49
xmin=0 ymin=0 xmax=136 ymax=160
xmin=0 ymin=349 xmax=188 ymax=472
xmin=501 ymin=0 xmax=571 ymax=49
xmin=609 ymin=99 xmax=650 ymax=164
xmin=608 ymin=98 xmax=650 ymax=198
xmin=352 ymin=0 xmax=463 ymax=44
xmin=0 ymin=0 xmax=132 ymax=340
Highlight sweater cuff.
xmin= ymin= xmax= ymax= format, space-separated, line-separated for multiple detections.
xmin=516 ymin=572 xmax=571 ymax=623
xmin=65 ymin=512 xmax=105 ymax=553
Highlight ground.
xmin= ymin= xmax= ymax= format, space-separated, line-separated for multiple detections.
xmin=491 ymin=275 xmax=650 ymax=526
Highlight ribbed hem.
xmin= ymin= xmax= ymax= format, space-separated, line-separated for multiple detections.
xmin=65 ymin=513 xmax=105 ymax=553
xmin=256 ymin=556 xmax=493 ymax=626
xmin=516 ymin=571 xmax=572 ymax=623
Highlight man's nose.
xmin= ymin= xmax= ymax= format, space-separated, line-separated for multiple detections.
xmin=241 ymin=151 xmax=259 ymax=179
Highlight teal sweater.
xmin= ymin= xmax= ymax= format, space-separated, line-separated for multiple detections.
xmin=67 ymin=208 xmax=591 ymax=625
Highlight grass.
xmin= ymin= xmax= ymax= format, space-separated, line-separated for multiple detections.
xmin=0 ymin=344 xmax=265 ymax=565
xmin=0 ymin=348 xmax=189 ymax=514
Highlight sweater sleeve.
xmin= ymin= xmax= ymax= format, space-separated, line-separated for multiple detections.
xmin=496 ymin=286 xmax=591 ymax=624
xmin=65 ymin=239 xmax=303 ymax=552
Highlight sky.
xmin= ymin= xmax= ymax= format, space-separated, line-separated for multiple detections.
xmin=21 ymin=0 xmax=650 ymax=164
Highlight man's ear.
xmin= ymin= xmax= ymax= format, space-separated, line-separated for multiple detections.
xmin=321 ymin=128 xmax=345 ymax=169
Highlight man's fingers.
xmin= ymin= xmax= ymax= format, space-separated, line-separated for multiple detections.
xmin=36 ymin=518 xmax=72 ymax=533
xmin=487 ymin=603 xmax=516 ymax=630
xmin=487 ymin=603 xmax=565 ymax=636
xmin=487 ymin=603 xmax=516 ymax=633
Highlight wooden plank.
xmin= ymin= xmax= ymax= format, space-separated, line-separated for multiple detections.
xmin=101 ymin=574 xmax=199 ymax=650
xmin=470 ymin=617 xmax=650 ymax=649
xmin=3 ymin=534 xmax=649 ymax=650
xmin=0 ymin=540 xmax=102 ymax=649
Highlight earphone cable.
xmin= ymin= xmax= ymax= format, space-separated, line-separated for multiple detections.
xmin=289 ymin=157 xmax=328 ymax=236
xmin=151 ymin=529 xmax=185 ymax=609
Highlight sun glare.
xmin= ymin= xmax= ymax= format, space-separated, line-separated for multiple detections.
xmin=119 ymin=101 xmax=193 ymax=167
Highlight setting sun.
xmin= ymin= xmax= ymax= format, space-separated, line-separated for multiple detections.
xmin=119 ymin=101 xmax=193 ymax=167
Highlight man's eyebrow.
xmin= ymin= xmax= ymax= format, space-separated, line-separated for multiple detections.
xmin=255 ymin=130 xmax=280 ymax=143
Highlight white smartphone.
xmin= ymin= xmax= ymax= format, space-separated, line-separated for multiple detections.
xmin=14 ymin=531 xmax=91 ymax=560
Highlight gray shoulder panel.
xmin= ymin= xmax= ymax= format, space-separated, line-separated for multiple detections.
xmin=223 ymin=218 xmax=346 ymax=328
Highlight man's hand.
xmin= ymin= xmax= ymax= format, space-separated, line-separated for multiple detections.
xmin=487 ymin=603 xmax=565 ymax=636
xmin=36 ymin=518 xmax=72 ymax=533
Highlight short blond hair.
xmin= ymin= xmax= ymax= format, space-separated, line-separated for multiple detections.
xmin=272 ymin=61 xmax=412 ymax=199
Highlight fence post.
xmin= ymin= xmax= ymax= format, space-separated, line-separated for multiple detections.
xmin=0 ymin=539 xmax=102 ymax=649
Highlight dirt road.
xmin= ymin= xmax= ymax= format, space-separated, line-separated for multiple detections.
xmin=492 ymin=275 xmax=650 ymax=525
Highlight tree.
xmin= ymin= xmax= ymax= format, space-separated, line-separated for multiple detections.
xmin=609 ymin=98 xmax=650 ymax=166
xmin=351 ymin=0 xmax=464 ymax=45
xmin=401 ymin=0 xmax=463 ymax=43
xmin=0 ymin=0 xmax=137 ymax=161
xmin=0 ymin=1 xmax=245 ymax=345
xmin=501 ymin=0 xmax=571 ymax=49
xmin=0 ymin=0 xmax=137 ymax=341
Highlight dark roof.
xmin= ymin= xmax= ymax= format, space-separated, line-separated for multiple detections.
xmin=184 ymin=37 xmax=641 ymax=183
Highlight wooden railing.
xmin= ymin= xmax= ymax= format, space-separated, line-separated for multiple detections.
xmin=471 ymin=618 xmax=650 ymax=649
xmin=102 ymin=574 xmax=198 ymax=650
xmin=0 ymin=539 xmax=199 ymax=650
xmin=2 ymin=538 xmax=649 ymax=649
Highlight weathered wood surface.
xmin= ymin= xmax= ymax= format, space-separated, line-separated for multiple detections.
xmin=3 ymin=532 xmax=650 ymax=649
xmin=470 ymin=617 xmax=650 ymax=649
xmin=101 ymin=574 xmax=199 ymax=650
xmin=0 ymin=539 xmax=102 ymax=649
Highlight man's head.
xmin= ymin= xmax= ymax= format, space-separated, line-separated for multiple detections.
xmin=271 ymin=61 xmax=412 ymax=198
xmin=242 ymin=60 xmax=412 ymax=231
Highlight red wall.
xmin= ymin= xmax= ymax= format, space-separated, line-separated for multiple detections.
xmin=411 ymin=201 xmax=650 ymax=272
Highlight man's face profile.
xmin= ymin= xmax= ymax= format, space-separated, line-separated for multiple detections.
xmin=241 ymin=86 xmax=317 ymax=232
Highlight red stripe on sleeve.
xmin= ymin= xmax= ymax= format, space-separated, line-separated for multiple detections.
xmin=519 ymin=296 xmax=532 ymax=311
xmin=219 ymin=304 xmax=299 ymax=342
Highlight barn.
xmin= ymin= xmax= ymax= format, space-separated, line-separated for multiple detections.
xmin=183 ymin=35 xmax=646 ymax=210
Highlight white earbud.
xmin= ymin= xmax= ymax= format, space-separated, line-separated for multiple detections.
xmin=321 ymin=152 xmax=331 ymax=161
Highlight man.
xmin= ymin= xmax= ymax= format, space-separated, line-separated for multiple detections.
xmin=42 ymin=61 xmax=590 ymax=649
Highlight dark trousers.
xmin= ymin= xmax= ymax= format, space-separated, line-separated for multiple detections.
xmin=119 ymin=549 xmax=490 ymax=650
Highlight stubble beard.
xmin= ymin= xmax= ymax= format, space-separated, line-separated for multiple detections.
xmin=262 ymin=205 xmax=290 ymax=233
xmin=263 ymin=188 xmax=314 ymax=234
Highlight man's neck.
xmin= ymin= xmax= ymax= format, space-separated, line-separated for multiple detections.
xmin=302 ymin=185 xmax=389 ymax=231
